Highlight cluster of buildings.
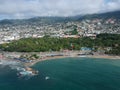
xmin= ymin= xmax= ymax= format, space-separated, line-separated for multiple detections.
xmin=0 ymin=18 xmax=120 ymax=44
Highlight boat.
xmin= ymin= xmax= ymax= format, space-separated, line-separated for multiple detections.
xmin=79 ymin=55 xmax=86 ymax=57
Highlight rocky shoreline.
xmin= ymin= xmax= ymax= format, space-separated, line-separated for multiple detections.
xmin=0 ymin=51 xmax=120 ymax=79
xmin=1 ymin=51 xmax=120 ymax=66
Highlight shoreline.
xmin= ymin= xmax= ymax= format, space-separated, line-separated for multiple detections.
xmin=24 ymin=55 xmax=69 ymax=67
xmin=87 ymin=55 xmax=120 ymax=60
xmin=25 ymin=54 xmax=120 ymax=67
xmin=1 ymin=51 xmax=120 ymax=67
xmin=0 ymin=51 xmax=120 ymax=77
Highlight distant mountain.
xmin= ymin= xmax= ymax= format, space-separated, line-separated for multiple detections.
xmin=0 ymin=19 xmax=13 ymax=24
xmin=27 ymin=10 xmax=120 ymax=23
xmin=26 ymin=17 xmax=75 ymax=24
xmin=0 ymin=10 xmax=120 ymax=25
xmin=78 ymin=10 xmax=120 ymax=20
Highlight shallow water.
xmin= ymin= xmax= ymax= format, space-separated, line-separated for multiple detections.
xmin=0 ymin=57 xmax=120 ymax=90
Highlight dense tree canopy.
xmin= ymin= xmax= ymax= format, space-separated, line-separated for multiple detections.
xmin=0 ymin=34 xmax=120 ymax=55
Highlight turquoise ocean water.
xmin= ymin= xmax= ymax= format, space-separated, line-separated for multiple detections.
xmin=0 ymin=57 xmax=120 ymax=90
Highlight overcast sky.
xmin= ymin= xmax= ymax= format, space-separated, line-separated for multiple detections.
xmin=0 ymin=0 xmax=120 ymax=20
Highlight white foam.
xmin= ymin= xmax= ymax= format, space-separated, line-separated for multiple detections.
xmin=45 ymin=76 xmax=50 ymax=80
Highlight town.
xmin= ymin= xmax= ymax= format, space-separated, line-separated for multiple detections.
xmin=0 ymin=17 xmax=120 ymax=44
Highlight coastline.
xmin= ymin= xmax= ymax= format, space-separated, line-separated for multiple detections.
xmin=24 ymin=55 xmax=69 ymax=67
xmin=0 ymin=51 xmax=120 ymax=77
xmin=87 ymin=55 xmax=120 ymax=60
xmin=1 ymin=51 xmax=120 ymax=67
xmin=25 ymin=54 xmax=120 ymax=67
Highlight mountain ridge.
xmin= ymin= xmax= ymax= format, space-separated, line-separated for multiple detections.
xmin=0 ymin=10 xmax=120 ymax=25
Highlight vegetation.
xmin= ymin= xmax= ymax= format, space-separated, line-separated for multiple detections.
xmin=0 ymin=34 xmax=120 ymax=55
xmin=20 ymin=54 xmax=39 ymax=60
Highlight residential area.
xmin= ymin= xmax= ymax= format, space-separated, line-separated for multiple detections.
xmin=0 ymin=18 xmax=120 ymax=44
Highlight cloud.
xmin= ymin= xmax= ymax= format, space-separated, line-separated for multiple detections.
xmin=105 ymin=0 xmax=120 ymax=11
xmin=0 ymin=0 xmax=120 ymax=19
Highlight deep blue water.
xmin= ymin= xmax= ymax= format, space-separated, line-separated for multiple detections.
xmin=0 ymin=57 xmax=120 ymax=90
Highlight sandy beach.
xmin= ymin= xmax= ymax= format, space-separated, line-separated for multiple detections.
xmin=0 ymin=51 xmax=120 ymax=77
xmin=88 ymin=55 xmax=120 ymax=59
xmin=25 ymin=54 xmax=120 ymax=67
xmin=1 ymin=51 xmax=120 ymax=67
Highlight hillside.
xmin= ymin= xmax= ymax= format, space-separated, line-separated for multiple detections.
xmin=0 ymin=10 xmax=120 ymax=25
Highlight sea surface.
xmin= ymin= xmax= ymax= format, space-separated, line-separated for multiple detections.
xmin=0 ymin=57 xmax=120 ymax=90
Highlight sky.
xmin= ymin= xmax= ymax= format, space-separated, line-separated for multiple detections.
xmin=0 ymin=0 xmax=120 ymax=20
